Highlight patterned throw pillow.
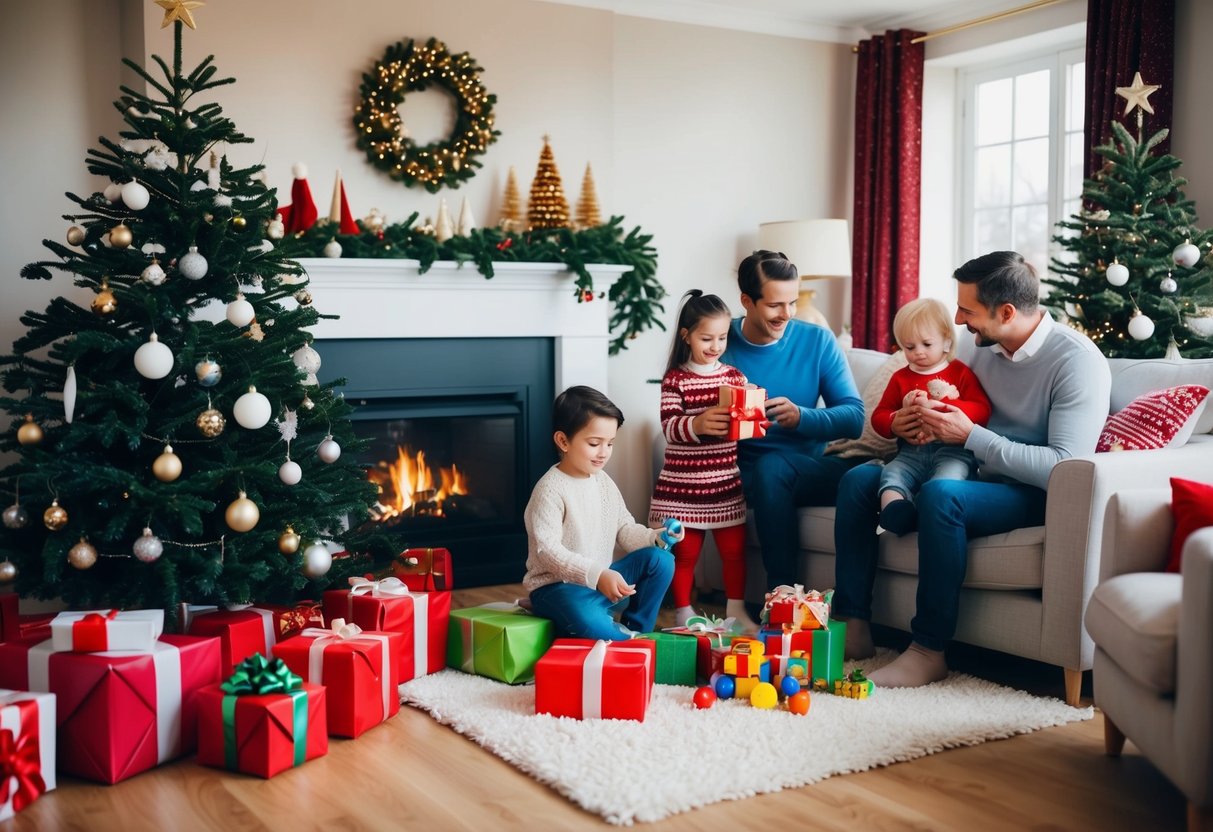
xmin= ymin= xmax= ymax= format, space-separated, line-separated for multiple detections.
xmin=826 ymin=350 xmax=907 ymax=461
xmin=1096 ymin=384 xmax=1211 ymax=452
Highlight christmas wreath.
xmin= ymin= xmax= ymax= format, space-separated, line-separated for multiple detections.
xmin=353 ymin=37 xmax=500 ymax=193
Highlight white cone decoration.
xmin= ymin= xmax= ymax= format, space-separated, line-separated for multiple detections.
xmin=1128 ymin=311 xmax=1156 ymax=341
xmin=121 ymin=180 xmax=151 ymax=211
xmin=323 ymin=239 xmax=343 ymax=258
xmin=178 ymin=246 xmax=208 ymax=280
xmin=292 ymin=344 xmax=321 ymax=385
xmin=134 ymin=333 xmax=174 ymax=379
xmin=1105 ymin=262 xmax=1129 ymax=286
xmin=226 ymin=293 xmax=255 ymax=327
xmin=317 ymin=435 xmax=341 ymax=463
xmin=1173 ymin=240 xmax=1201 ymax=268
xmin=457 ymin=197 xmax=476 ymax=235
xmin=302 ymin=541 xmax=333 ymax=578
xmin=233 ymin=386 xmax=272 ymax=429
xmin=64 ymin=365 xmax=77 ymax=423
xmin=434 ymin=199 xmax=453 ymax=243
xmin=279 ymin=459 xmax=302 ymax=485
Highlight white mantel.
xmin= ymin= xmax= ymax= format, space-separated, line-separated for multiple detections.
xmin=295 ymin=258 xmax=629 ymax=395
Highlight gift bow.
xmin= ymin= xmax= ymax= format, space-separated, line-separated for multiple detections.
xmin=762 ymin=584 xmax=831 ymax=630
xmin=301 ymin=618 xmax=363 ymax=641
xmin=348 ymin=576 xmax=412 ymax=598
xmin=221 ymin=653 xmax=303 ymax=696
xmin=72 ymin=609 xmax=119 ymax=652
xmin=300 ymin=618 xmax=394 ymax=722
xmin=728 ymin=404 xmax=765 ymax=421
xmin=277 ymin=602 xmax=324 ymax=639
xmin=680 ymin=613 xmax=740 ymax=636
xmin=0 ymin=727 xmax=45 ymax=815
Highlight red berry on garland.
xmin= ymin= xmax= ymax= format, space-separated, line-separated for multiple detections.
xmin=377 ymin=229 xmax=385 ymax=240
xmin=582 ymin=289 xmax=594 ymax=302
xmin=496 ymin=238 xmax=513 ymax=251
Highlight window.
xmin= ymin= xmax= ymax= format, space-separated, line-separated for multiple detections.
xmin=959 ymin=47 xmax=1085 ymax=278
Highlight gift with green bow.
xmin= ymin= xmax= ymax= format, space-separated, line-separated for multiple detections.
xmin=196 ymin=654 xmax=328 ymax=778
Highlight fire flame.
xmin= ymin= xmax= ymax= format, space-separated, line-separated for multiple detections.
xmin=370 ymin=445 xmax=468 ymax=519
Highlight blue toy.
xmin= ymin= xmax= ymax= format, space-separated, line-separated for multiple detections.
xmin=659 ymin=517 xmax=683 ymax=550
xmin=779 ymin=674 xmax=802 ymax=698
xmin=713 ymin=674 xmax=736 ymax=700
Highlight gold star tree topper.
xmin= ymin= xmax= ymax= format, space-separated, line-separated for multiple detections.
xmin=1115 ymin=71 xmax=1161 ymax=116
xmin=155 ymin=0 xmax=205 ymax=30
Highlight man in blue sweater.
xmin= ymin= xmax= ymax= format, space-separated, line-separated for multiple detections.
xmin=833 ymin=251 xmax=1111 ymax=688
xmin=720 ymin=250 xmax=865 ymax=589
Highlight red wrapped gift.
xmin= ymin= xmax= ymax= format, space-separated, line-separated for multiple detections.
xmin=197 ymin=654 xmax=327 ymax=779
xmin=391 ymin=547 xmax=453 ymax=591
xmin=183 ymin=605 xmax=279 ymax=676
xmin=273 ymin=620 xmax=401 ymax=738
xmin=50 ymin=609 xmax=164 ymax=653
xmin=761 ymin=584 xmax=831 ymax=631
xmin=0 ymin=634 xmax=221 ymax=784
xmin=763 ymin=628 xmax=814 ymax=660
xmin=535 ymin=638 xmax=657 ymax=721
xmin=0 ymin=690 xmax=56 ymax=821
xmin=323 ymin=577 xmax=450 ymax=682
xmin=663 ymin=613 xmax=741 ymax=680
xmin=720 ymin=384 xmax=768 ymax=440
xmin=0 ymin=594 xmax=16 ymax=643
xmin=258 ymin=602 xmax=325 ymax=641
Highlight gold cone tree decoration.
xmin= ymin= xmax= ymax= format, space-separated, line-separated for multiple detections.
xmin=500 ymin=166 xmax=523 ymax=232
xmin=575 ymin=162 xmax=602 ymax=229
xmin=527 ymin=135 xmax=570 ymax=230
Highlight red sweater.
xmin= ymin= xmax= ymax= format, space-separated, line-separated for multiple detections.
xmin=871 ymin=360 xmax=991 ymax=439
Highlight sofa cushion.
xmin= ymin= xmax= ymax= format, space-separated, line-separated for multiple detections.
xmin=1108 ymin=356 xmax=1213 ymax=437
xmin=1168 ymin=477 xmax=1213 ymax=573
xmin=826 ymin=349 xmax=906 ymax=462
xmin=1096 ymin=385 xmax=1210 ymax=452
xmin=1085 ymin=572 xmax=1181 ymax=695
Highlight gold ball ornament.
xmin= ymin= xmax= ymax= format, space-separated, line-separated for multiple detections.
xmin=66 ymin=225 xmax=86 ymax=246
xmin=43 ymin=500 xmax=68 ymax=531
xmin=17 ymin=413 xmax=43 ymax=446
xmin=225 ymin=491 xmax=260 ymax=532
xmin=68 ymin=538 xmax=98 ymax=570
xmin=278 ymin=525 xmax=301 ymax=555
xmin=231 ymin=215 xmax=247 ymax=230
xmin=92 ymin=280 xmax=118 ymax=316
xmin=0 ymin=560 xmax=16 ymax=583
xmin=153 ymin=444 xmax=183 ymax=482
xmin=109 ymin=223 xmax=133 ymax=249
xmin=196 ymin=408 xmax=226 ymax=438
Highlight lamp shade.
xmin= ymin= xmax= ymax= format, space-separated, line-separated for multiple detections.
xmin=758 ymin=219 xmax=852 ymax=280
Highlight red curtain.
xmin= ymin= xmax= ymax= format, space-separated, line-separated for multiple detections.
xmin=851 ymin=30 xmax=924 ymax=352
xmin=1084 ymin=0 xmax=1175 ymax=178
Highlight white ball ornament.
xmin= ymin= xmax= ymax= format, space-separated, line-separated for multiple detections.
xmin=141 ymin=259 xmax=166 ymax=286
xmin=121 ymin=180 xmax=150 ymax=211
xmin=226 ymin=294 xmax=255 ymax=327
xmin=178 ymin=246 xmax=208 ymax=280
xmin=1160 ymin=275 xmax=1178 ymax=294
xmin=302 ymin=541 xmax=333 ymax=578
xmin=233 ymin=386 xmax=272 ymax=429
xmin=292 ymin=344 xmax=321 ymax=384
xmin=1105 ymin=262 xmax=1130 ymax=286
xmin=323 ymin=239 xmax=343 ymax=258
xmin=134 ymin=333 xmax=174 ymax=379
xmin=133 ymin=528 xmax=164 ymax=563
xmin=103 ymin=182 xmax=123 ymax=203
xmin=317 ymin=435 xmax=342 ymax=463
xmin=1128 ymin=311 xmax=1156 ymax=341
xmin=278 ymin=459 xmax=302 ymax=485
xmin=1173 ymin=240 xmax=1201 ymax=268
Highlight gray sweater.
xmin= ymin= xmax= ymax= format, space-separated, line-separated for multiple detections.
xmin=960 ymin=312 xmax=1111 ymax=490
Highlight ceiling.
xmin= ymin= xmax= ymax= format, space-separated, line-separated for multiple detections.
xmin=534 ymin=0 xmax=1041 ymax=43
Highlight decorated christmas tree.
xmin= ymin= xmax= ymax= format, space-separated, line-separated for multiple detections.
xmin=499 ymin=166 xmax=523 ymax=232
xmin=527 ymin=136 xmax=570 ymax=230
xmin=1046 ymin=76 xmax=1213 ymax=358
xmin=0 ymin=4 xmax=378 ymax=615
xmin=575 ymin=162 xmax=603 ymax=229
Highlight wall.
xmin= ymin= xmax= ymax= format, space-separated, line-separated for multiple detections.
xmin=0 ymin=0 xmax=850 ymax=519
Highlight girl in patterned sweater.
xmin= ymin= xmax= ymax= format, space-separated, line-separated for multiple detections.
xmin=650 ymin=291 xmax=758 ymax=631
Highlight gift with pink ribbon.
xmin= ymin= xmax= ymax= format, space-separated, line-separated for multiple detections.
xmin=322 ymin=576 xmax=451 ymax=683
xmin=0 ymin=690 xmax=55 ymax=821
xmin=719 ymin=384 xmax=768 ymax=440
xmin=534 ymin=638 xmax=657 ymax=721
xmin=0 ymin=634 xmax=221 ymax=784
xmin=272 ymin=618 xmax=401 ymax=738
xmin=662 ymin=613 xmax=741 ymax=681
xmin=50 ymin=608 xmax=164 ymax=653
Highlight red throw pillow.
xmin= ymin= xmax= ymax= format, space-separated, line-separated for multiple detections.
xmin=1096 ymin=384 xmax=1210 ymax=452
xmin=1168 ymin=477 xmax=1213 ymax=573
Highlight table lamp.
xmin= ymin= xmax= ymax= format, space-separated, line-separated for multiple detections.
xmin=757 ymin=219 xmax=851 ymax=330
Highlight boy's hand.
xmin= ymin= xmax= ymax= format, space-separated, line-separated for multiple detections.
xmin=597 ymin=569 xmax=636 ymax=603
xmin=691 ymin=405 xmax=731 ymax=437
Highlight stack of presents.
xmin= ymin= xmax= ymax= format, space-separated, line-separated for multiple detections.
xmin=0 ymin=544 xmax=871 ymax=820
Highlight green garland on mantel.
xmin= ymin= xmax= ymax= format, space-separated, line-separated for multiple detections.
xmin=287 ymin=215 xmax=665 ymax=355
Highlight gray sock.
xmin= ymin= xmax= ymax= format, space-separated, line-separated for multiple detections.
xmin=839 ymin=617 xmax=875 ymax=660
xmin=867 ymin=642 xmax=948 ymax=688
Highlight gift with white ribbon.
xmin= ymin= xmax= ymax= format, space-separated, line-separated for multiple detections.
xmin=324 ymin=577 xmax=450 ymax=683
xmin=535 ymin=638 xmax=656 ymax=721
xmin=50 ymin=608 xmax=164 ymax=653
xmin=0 ymin=689 xmax=56 ymax=821
xmin=181 ymin=604 xmax=277 ymax=675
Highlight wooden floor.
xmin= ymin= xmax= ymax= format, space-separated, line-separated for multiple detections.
xmin=7 ymin=584 xmax=1187 ymax=832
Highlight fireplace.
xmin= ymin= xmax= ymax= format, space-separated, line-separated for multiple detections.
xmin=297 ymin=258 xmax=627 ymax=588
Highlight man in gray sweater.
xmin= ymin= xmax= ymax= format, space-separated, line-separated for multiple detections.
xmin=833 ymin=251 xmax=1111 ymax=688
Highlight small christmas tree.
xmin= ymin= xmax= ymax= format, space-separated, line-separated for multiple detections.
xmin=574 ymin=162 xmax=602 ymax=229
xmin=499 ymin=166 xmax=523 ymax=232
xmin=1047 ymin=78 xmax=1213 ymax=358
xmin=527 ymin=136 xmax=570 ymax=230
xmin=0 ymin=4 xmax=378 ymax=615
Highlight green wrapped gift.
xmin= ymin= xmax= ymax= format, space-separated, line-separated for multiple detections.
xmin=446 ymin=603 xmax=554 ymax=684
xmin=811 ymin=619 xmax=846 ymax=687
xmin=639 ymin=632 xmax=698 ymax=686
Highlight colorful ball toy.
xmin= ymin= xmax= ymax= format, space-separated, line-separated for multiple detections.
xmin=779 ymin=675 xmax=802 ymax=698
xmin=713 ymin=675 xmax=736 ymax=700
xmin=750 ymin=682 xmax=778 ymax=710
xmin=692 ymin=686 xmax=717 ymax=710
xmin=787 ymin=691 xmax=811 ymax=716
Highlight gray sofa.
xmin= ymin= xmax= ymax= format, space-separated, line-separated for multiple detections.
xmin=690 ymin=346 xmax=1213 ymax=705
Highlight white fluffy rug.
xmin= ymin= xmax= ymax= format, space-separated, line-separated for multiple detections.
xmin=400 ymin=650 xmax=1092 ymax=825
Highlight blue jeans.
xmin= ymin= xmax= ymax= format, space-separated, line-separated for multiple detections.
xmin=879 ymin=441 xmax=977 ymax=501
xmin=739 ymin=450 xmax=865 ymax=589
xmin=833 ymin=462 xmax=1047 ymax=651
xmin=528 ymin=546 xmax=674 ymax=641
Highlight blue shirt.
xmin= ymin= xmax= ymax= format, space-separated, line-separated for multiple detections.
xmin=721 ymin=318 xmax=863 ymax=460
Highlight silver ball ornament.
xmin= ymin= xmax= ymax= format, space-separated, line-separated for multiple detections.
xmin=2 ymin=504 xmax=29 ymax=529
xmin=291 ymin=344 xmax=321 ymax=382
xmin=178 ymin=246 xmax=208 ymax=280
xmin=278 ymin=459 xmax=302 ymax=485
xmin=133 ymin=528 xmax=164 ymax=563
xmin=1160 ymin=275 xmax=1178 ymax=294
xmin=195 ymin=358 xmax=222 ymax=387
xmin=302 ymin=541 xmax=333 ymax=578
xmin=317 ymin=435 xmax=342 ymax=463
xmin=0 ymin=560 xmax=16 ymax=583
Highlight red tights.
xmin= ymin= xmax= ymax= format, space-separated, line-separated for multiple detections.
xmin=670 ymin=524 xmax=748 ymax=607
